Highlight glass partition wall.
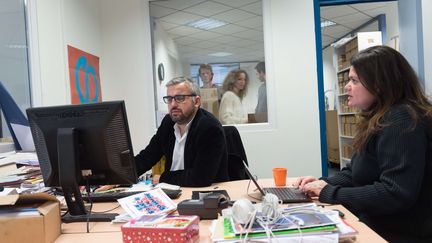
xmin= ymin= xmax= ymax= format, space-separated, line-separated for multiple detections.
xmin=0 ymin=0 xmax=32 ymax=137
xmin=149 ymin=0 xmax=268 ymax=126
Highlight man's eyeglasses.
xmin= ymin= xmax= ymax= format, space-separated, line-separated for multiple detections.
xmin=163 ymin=94 xmax=196 ymax=104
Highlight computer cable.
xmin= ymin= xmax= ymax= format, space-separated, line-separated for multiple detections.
xmin=261 ymin=193 xmax=281 ymax=223
xmin=231 ymin=198 xmax=257 ymax=242
xmin=85 ymin=180 xmax=93 ymax=233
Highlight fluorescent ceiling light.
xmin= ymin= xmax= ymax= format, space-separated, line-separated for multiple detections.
xmin=321 ymin=20 xmax=336 ymax=28
xmin=187 ymin=18 xmax=227 ymax=30
xmin=208 ymin=52 xmax=232 ymax=57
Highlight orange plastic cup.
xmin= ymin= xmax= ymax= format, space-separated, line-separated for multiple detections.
xmin=273 ymin=168 xmax=287 ymax=186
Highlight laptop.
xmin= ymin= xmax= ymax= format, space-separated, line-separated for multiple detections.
xmin=243 ymin=161 xmax=311 ymax=203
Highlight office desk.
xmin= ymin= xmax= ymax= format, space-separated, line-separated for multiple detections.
xmin=55 ymin=179 xmax=386 ymax=242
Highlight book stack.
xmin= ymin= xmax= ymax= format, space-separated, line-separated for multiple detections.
xmin=211 ymin=204 xmax=357 ymax=242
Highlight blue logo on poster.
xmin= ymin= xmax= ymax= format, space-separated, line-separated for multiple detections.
xmin=74 ymin=56 xmax=99 ymax=103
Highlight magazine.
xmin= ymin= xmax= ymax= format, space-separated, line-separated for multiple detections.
xmin=117 ymin=188 xmax=176 ymax=218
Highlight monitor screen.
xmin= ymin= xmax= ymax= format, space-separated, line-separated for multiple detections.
xmin=27 ymin=100 xmax=137 ymax=222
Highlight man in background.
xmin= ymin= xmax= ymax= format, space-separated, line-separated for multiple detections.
xmin=135 ymin=77 xmax=229 ymax=187
xmin=254 ymin=62 xmax=267 ymax=122
xmin=198 ymin=64 xmax=221 ymax=117
xmin=199 ymin=64 xmax=215 ymax=88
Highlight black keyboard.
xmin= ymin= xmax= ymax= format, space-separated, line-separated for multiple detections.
xmin=82 ymin=189 xmax=182 ymax=202
xmin=263 ymin=187 xmax=311 ymax=203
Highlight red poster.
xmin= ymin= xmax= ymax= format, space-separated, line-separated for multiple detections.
xmin=67 ymin=45 xmax=102 ymax=104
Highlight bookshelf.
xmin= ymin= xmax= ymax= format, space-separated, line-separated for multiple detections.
xmin=334 ymin=32 xmax=382 ymax=169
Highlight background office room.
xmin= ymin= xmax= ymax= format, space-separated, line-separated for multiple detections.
xmin=0 ymin=0 xmax=431 ymax=241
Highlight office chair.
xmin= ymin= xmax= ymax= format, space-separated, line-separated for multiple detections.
xmin=223 ymin=126 xmax=249 ymax=181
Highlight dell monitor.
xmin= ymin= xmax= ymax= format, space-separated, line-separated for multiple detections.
xmin=27 ymin=101 xmax=137 ymax=223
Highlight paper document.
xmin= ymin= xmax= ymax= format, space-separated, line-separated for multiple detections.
xmin=0 ymin=152 xmax=38 ymax=166
xmin=118 ymin=188 xmax=176 ymax=218
xmin=11 ymin=123 xmax=35 ymax=152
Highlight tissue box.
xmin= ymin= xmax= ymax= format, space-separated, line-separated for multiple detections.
xmin=121 ymin=215 xmax=199 ymax=243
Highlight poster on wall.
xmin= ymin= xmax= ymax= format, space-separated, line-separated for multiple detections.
xmin=67 ymin=45 xmax=102 ymax=104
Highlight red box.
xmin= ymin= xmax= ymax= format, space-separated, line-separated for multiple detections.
xmin=121 ymin=215 xmax=199 ymax=243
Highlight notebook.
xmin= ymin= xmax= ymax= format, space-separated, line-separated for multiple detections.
xmin=242 ymin=161 xmax=311 ymax=203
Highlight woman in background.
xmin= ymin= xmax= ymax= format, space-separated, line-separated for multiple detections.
xmin=294 ymin=45 xmax=432 ymax=242
xmin=219 ymin=69 xmax=249 ymax=124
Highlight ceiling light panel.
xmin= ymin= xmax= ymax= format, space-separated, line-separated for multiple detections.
xmin=187 ymin=18 xmax=228 ymax=30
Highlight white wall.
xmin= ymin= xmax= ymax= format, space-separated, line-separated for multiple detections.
xmin=31 ymin=0 xmax=154 ymax=153
xmin=153 ymin=19 xmax=183 ymax=115
xmin=239 ymin=0 xmax=322 ymax=178
xmin=99 ymin=0 xmax=155 ymax=153
xmin=30 ymin=0 xmax=322 ymax=179
xmin=34 ymin=1 xmax=68 ymax=105
xmin=423 ymin=0 xmax=432 ymax=97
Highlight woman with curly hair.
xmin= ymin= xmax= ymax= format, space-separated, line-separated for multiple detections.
xmin=219 ymin=69 xmax=249 ymax=124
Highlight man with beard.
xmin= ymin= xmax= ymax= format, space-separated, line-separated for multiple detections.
xmin=135 ymin=77 xmax=229 ymax=187
xmin=254 ymin=62 xmax=267 ymax=122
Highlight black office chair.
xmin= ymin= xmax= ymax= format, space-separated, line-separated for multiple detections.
xmin=223 ymin=126 xmax=249 ymax=181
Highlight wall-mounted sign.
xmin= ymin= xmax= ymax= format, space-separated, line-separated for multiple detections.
xmin=67 ymin=45 xmax=102 ymax=104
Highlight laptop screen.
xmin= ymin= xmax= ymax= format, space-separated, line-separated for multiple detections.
xmin=242 ymin=160 xmax=266 ymax=196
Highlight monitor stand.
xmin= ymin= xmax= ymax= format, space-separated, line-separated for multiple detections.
xmin=57 ymin=128 xmax=118 ymax=223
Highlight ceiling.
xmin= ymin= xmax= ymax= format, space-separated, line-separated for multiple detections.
xmin=149 ymin=0 xmax=396 ymax=64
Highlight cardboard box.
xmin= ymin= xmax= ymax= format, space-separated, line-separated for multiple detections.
xmin=122 ymin=215 xmax=199 ymax=243
xmin=0 ymin=192 xmax=61 ymax=243
xmin=199 ymin=88 xmax=219 ymax=118
xmin=325 ymin=111 xmax=340 ymax=164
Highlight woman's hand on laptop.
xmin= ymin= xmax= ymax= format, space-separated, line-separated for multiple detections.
xmin=302 ymin=180 xmax=328 ymax=197
xmin=292 ymin=176 xmax=317 ymax=189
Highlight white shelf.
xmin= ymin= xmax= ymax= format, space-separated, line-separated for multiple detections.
xmin=340 ymin=135 xmax=354 ymax=139
xmin=339 ymin=112 xmax=356 ymax=115
xmin=337 ymin=66 xmax=350 ymax=74
xmin=340 ymin=157 xmax=351 ymax=168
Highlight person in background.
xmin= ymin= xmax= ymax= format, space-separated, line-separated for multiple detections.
xmin=294 ymin=45 xmax=432 ymax=242
xmin=199 ymin=64 xmax=215 ymax=88
xmin=219 ymin=69 xmax=249 ymax=125
xmin=135 ymin=77 xmax=229 ymax=187
xmin=198 ymin=64 xmax=221 ymax=117
xmin=254 ymin=61 xmax=267 ymax=122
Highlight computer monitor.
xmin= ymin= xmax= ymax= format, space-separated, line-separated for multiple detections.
xmin=27 ymin=101 xmax=138 ymax=223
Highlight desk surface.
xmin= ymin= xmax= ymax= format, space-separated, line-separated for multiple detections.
xmin=55 ymin=178 xmax=386 ymax=242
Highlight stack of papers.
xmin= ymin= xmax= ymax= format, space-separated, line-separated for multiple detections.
xmin=0 ymin=152 xmax=39 ymax=166
xmin=0 ymin=152 xmax=41 ymax=189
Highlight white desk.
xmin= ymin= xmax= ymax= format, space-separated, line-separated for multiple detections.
xmin=55 ymin=179 xmax=386 ymax=242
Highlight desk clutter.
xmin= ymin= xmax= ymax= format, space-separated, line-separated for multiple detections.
xmin=211 ymin=203 xmax=357 ymax=242
xmin=0 ymin=152 xmax=41 ymax=190
xmin=0 ymin=151 xmax=360 ymax=243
